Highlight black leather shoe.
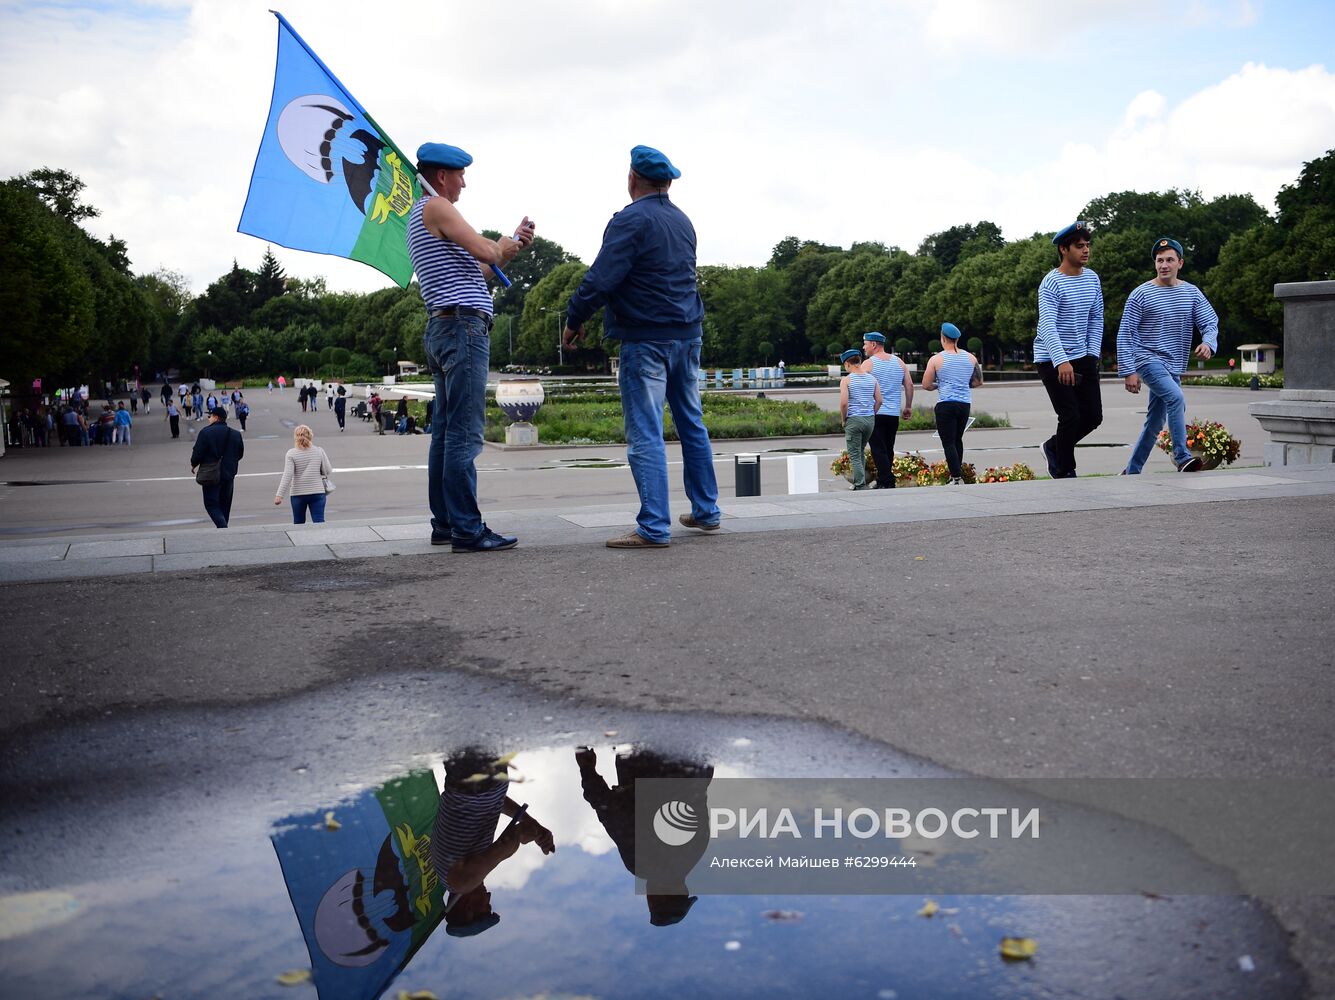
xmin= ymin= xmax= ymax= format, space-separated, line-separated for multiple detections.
xmin=452 ymin=528 xmax=518 ymax=553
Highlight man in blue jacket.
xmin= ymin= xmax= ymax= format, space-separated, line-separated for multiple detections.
xmin=563 ymin=145 xmax=721 ymax=548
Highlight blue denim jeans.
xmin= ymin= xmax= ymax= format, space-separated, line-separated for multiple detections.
xmin=1126 ymin=360 xmax=1188 ymax=473
xmin=618 ymin=338 xmax=720 ymax=543
xmin=290 ymin=493 xmax=326 ymax=523
xmin=424 ymin=314 xmax=491 ymax=541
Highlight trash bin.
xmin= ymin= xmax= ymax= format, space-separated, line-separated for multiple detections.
xmin=735 ymin=453 xmax=761 ymax=497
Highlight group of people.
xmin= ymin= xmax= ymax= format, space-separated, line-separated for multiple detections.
xmin=410 ymin=141 xmax=719 ymax=552
xmin=835 ymin=221 xmax=1220 ymax=487
xmin=187 ymin=405 xmax=334 ymax=529
xmin=838 ymin=323 xmax=981 ymax=488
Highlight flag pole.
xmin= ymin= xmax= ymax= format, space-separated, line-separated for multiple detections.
xmin=268 ymin=10 xmax=512 ymax=287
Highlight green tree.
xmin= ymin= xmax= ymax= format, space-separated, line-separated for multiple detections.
xmin=13 ymin=166 xmax=100 ymax=224
xmin=0 ymin=181 xmax=96 ymax=382
xmin=918 ymin=221 xmax=1004 ymax=272
xmin=519 ymin=261 xmax=603 ymax=364
xmin=482 ymin=233 xmax=577 ymax=317
xmin=254 ymin=246 xmax=287 ymax=307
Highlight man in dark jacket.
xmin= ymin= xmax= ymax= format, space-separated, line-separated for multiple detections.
xmin=563 ymin=145 xmax=720 ymax=548
xmin=190 ymin=407 xmax=244 ymax=528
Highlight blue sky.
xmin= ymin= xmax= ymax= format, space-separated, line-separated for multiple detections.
xmin=1 ymin=0 xmax=1332 ymax=292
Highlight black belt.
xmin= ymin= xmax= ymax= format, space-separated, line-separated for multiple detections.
xmin=430 ymin=305 xmax=493 ymax=328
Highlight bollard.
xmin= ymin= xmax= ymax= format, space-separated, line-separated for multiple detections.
xmin=786 ymin=454 xmax=819 ymax=494
xmin=735 ymin=453 xmax=761 ymax=497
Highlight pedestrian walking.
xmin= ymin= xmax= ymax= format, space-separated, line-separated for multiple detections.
xmin=190 ymin=407 xmax=244 ymax=528
xmin=273 ymin=424 xmax=333 ymax=524
xmin=1117 ymin=237 xmax=1220 ymax=474
xmin=326 ymin=382 xmax=335 ymax=409
xmin=334 ymin=385 xmax=347 ymax=431
xmin=921 ymin=322 xmax=982 ymax=484
xmin=407 ymin=139 xmax=533 ymax=553
xmin=166 ymin=399 xmax=181 ymax=438
xmin=141 ymin=386 xmax=152 ymax=414
xmin=268 ymin=379 xmax=275 ymax=394
xmin=1034 ymin=220 xmax=1104 ymax=478
xmin=839 ymin=348 xmax=882 ymax=490
xmin=236 ymin=394 xmax=250 ymax=432
xmin=861 ymin=332 xmax=914 ymax=488
xmin=563 ymin=145 xmax=721 ymax=548
xmin=113 ymin=401 xmax=132 ymax=446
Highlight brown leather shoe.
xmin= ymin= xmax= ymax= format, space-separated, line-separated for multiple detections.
xmin=677 ymin=514 xmax=720 ymax=531
xmin=606 ymin=531 xmax=669 ymax=549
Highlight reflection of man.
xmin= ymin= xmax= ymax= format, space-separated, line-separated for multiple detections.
xmin=190 ymin=407 xmax=244 ymax=528
xmin=1117 ymin=237 xmax=1219 ymax=475
xmin=431 ymin=748 xmax=554 ymax=938
xmin=563 ymin=145 xmax=721 ymax=548
xmin=1034 ymin=220 xmax=1104 ymax=479
xmin=408 ymin=141 xmax=534 ymax=553
xmin=576 ymin=747 xmax=713 ymax=925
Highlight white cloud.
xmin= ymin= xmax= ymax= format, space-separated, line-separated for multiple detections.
xmin=0 ymin=1 xmax=1329 ymax=295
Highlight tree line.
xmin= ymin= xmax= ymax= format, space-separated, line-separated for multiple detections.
xmin=1 ymin=149 xmax=1330 ymax=388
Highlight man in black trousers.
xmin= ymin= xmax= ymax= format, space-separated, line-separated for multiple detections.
xmin=190 ymin=407 xmax=244 ymax=528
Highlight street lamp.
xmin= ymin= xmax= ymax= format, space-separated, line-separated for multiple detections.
xmin=205 ymin=349 xmax=212 ymax=380
xmin=540 ymin=307 xmax=564 ymax=368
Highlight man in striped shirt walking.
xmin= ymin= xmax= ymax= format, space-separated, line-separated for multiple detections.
xmin=1034 ymin=220 xmax=1104 ymax=479
xmin=1117 ymin=237 xmax=1219 ymax=474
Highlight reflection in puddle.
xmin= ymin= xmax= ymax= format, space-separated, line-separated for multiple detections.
xmin=0 ymin=677 xmax=1304 ymax=999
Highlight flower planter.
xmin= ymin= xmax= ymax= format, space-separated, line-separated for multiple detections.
xmin=1191 ymin=449 xmax=1223 ymax=471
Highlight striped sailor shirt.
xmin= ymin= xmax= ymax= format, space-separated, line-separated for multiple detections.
xmin=845 ymin=371 xmax=878 ymax=417
xmin=869 ymin=354 xmax=905 ymax=415
xmin=431 ymin=781 xmax=508 ymax=893
xmin=935 ymin=350 xmax=977 ymax=404
xmin=1034 ymin=268 xmax=1104 ymax=365
xmin=1116 ymin=280 xmax=1220 ymax=377
xmin=406 ymin=197 xmax=493 ymax=315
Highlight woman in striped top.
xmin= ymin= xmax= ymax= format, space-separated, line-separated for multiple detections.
xmin=839 ymin=349 xmax=883 ymax=490
xmin=921 ymin=322 xmax=983 ymax=484
xmin=273 ymin=424 xmax=333 ymax=523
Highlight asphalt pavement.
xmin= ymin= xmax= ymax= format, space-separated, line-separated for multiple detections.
xmin=1 ymin=380 xmax=1333 ymax=996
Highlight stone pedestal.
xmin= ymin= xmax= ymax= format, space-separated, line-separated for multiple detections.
xmin=505 ymin=422 xmax=538 ymax=446
xmin=1250 ymin=281 xmax=1335 ymax=466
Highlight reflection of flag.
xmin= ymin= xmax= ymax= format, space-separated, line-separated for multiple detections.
xmin=272 ymin=771 xmax=445 ymax=1000
xmin=239 ymin=12 xmax=420 ymax=287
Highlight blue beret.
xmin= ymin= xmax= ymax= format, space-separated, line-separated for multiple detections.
xmin=1052 ymin=220 xmax=1092 ymax=245
xmin=862 ymin=332 xmax=886 ymax=343
xmin=940 ymin=322 xmax=961 ymax=340
xmin=840 ymin=349 xmax=863 ymax=363
xmin=416 ymin=142 xmax=472 ymax=170
xmin=630 ymin=144 xmax=681 ymax=182
xmin=1152 ymin=236 xmax=1184 ymax=258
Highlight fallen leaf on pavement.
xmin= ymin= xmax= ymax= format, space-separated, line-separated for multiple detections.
xmin=999 ymin=937 xmax=1037 ymax=960
xmin=276 ymin=968 xmax=311 ymax=985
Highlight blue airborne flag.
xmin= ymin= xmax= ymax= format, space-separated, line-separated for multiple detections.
xmin=239 ymin=12 xmax=420 ymax=286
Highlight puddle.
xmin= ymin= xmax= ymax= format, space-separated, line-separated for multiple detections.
xmin=0 ymin=674 xmax=1301 ymax=999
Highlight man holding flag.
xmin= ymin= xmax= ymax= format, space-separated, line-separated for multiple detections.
xmin=408 ymin=142 xmax=535 ymax=553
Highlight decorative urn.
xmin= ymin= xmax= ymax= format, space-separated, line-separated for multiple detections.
xmin=496 ymin=378 xmax=544 ymax=445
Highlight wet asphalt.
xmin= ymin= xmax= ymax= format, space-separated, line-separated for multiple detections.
xmin=2 ymin=494 xmax=1333 ymax=996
